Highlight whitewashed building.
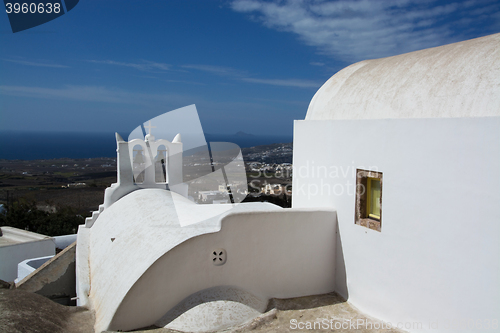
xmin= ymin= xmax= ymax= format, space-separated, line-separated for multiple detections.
xmin=293 ymin=33 xmax=500 ymax=331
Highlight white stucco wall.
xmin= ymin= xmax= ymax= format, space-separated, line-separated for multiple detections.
xmin=0 ymin=236 xmax=55 ymax=282
xmin=75 ymin=225 xmax=90 ymax=307
xmin=292 ymin=117 xmax=500 ymax=332
xmin=16 ymin=255 xmax=54 ymax=283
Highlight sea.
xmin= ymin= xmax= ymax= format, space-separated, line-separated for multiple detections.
xmin=0 ymin=131 xmax=293 ymax=160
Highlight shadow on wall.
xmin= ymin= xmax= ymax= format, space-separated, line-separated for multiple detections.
xmin=335 ymin=219 xmax=348 ymax=300
xmin=159 ymin=216 xmax=350 ymax=327
xmin=15 ymin=242 xmax=77 ymax=306
xmin=266 ymin=291 xmax=346 ymax=312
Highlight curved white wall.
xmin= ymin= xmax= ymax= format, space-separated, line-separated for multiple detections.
xmin=109 ymin=209 xmax=337 ymax=331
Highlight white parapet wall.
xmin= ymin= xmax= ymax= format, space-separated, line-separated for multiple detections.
xmin=53 ymin=234 xmax=77 ymax=250
xmin=15 ymin=255 xmax=54 ymax=283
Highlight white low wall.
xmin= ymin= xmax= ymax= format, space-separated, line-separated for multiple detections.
xmin=16 ymin=255 xmax=54 ymax=283
xmin=293 ymin=117 xmax=500 ymax=332
xmin=76 ymin=225 xmax=91 ymax=307
xmin=53 ymin=234 xmax=77 ymax=249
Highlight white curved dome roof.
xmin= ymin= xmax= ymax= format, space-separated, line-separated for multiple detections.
xmin=306 ymin=33 xmax=500 ymax=120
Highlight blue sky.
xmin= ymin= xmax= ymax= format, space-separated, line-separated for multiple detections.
xmin=0 ymin=0 xmax=499 ymax=136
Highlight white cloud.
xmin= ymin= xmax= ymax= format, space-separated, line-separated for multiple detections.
xmin=183 ymin=64 xmax=320 ymax=88
xmin=3 ymin=59 xmax=69 ymax=68
xmin=230 ymin=0 xmax=500 ymax=62
xmin=0 ymin=85 xmax=185 ymax=105
xmin=242 ymin=77 xmax=322 ymax=88
xmin=181 ymin=64 xmax=246 ymax=77
xmin=87 ymin=60 xmax=171 ymax=72
xmin=162 ymin=79 xmax=206 ymax=86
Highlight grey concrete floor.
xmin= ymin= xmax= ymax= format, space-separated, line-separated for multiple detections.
xmin=0 ymin=288 xmax=94 ymax=333
xmin=1 ymin=285 xmax=405 ymax=333
xmin=111 ymin=293 xmax=406 ymax=333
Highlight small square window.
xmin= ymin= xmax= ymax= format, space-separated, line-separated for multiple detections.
xmin=355 ymin=169 xmax=383 ymax=232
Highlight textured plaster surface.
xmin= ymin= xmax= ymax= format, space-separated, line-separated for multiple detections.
xmin=307 ymin=33 xmax=500 ymax=120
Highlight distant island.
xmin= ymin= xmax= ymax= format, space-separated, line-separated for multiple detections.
xmin=205 ymin=131 xmax=255 ymax=138
xmin=233 ymin=131 xmax=255 ymax=137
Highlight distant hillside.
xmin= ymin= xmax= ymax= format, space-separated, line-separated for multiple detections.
xmin=205 ymin=133 xmax=292 ymax=149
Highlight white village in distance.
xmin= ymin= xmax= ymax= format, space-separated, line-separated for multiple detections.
xmin=0 ymin=33 xmax=499 ymax=333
